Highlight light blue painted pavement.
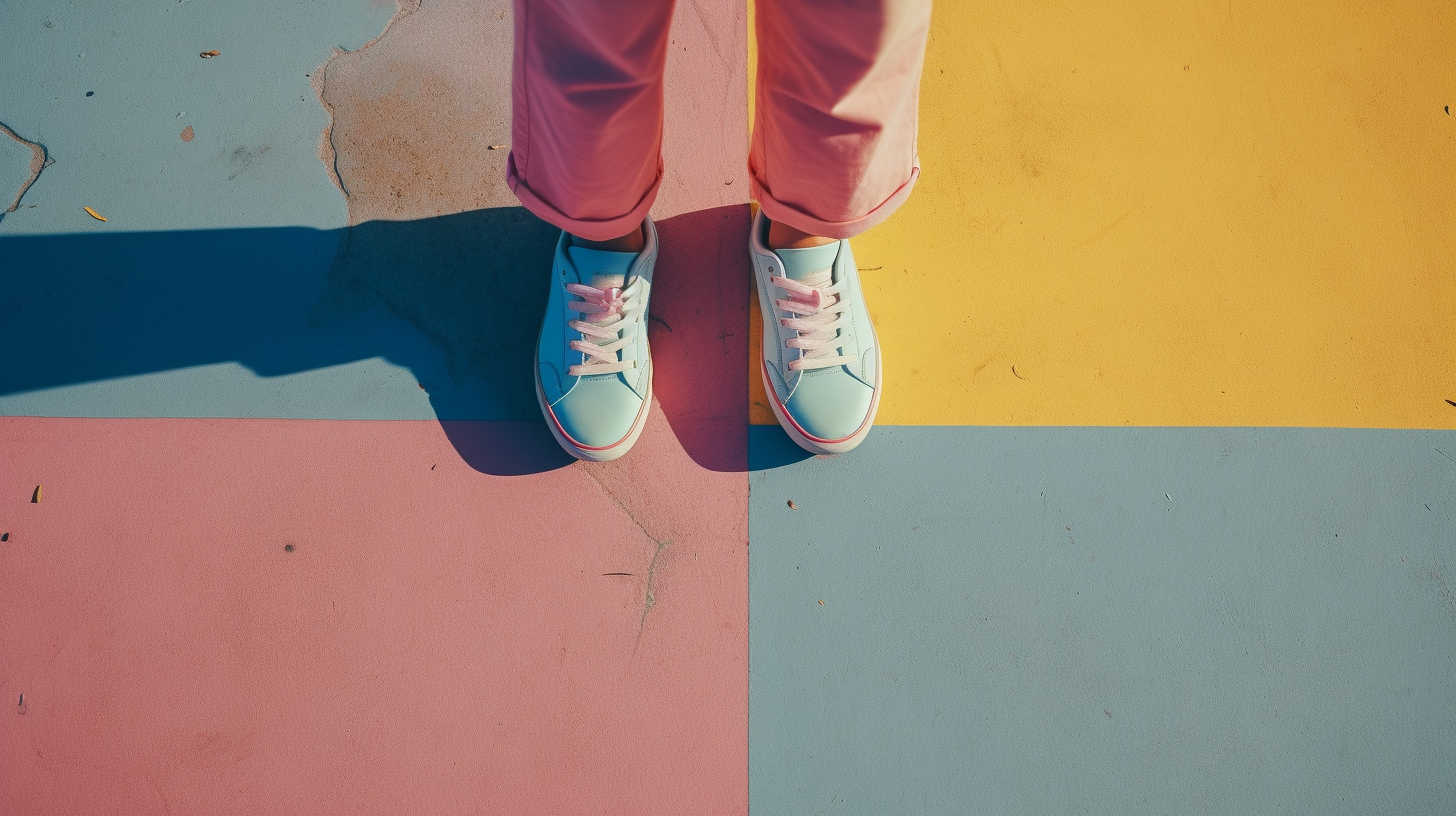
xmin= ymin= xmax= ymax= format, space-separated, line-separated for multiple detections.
xmin=0 ymin=0 xmax=393 ymax=234
xmin=748 ymin=426 xmax=1456 ymax=815
xmin=0 ymin=1 xmax=559 ymax=420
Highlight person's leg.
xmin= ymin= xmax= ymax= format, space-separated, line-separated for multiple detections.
xmin=748 ymin=0 xmax=932 ymax=454
xmin=507 ymin=0 xmax=674 ymax=246
xmin=751 ymin=0 xmax=932 ymax=242
xmin=513 ymin=0 xmax=674 ymax=461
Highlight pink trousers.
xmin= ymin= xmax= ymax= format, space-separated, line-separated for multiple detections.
xmin=507 ymin=0 xmax=933 ymax=241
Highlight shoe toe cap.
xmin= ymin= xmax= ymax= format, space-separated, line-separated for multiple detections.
xmin=549 ymin=376 xmax=645 ymax=449
xmin=783 ymin=369 xmax=875 ymax=443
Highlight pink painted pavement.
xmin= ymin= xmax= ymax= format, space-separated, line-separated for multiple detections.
xmin=1 ymin=414 xmax=746 ymax=814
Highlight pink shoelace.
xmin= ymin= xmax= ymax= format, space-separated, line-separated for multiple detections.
xmin=566 ymin=282 xmax=637 ymax=376
xmin=771 ymin=270 xmax=856 ymax=371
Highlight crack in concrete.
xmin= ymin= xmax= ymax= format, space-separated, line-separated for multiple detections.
xmin=635 ymin=537 xmax=671 ymax=654
xmin=1 ymin=120 xmax=51 ymax=213
xmin=578 ymin=465 xmax=673 ymax=653
xmin=1434 ymin=565 xmax=1456 ymax=622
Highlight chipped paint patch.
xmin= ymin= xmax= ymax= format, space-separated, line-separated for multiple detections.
xmin=311 ymin=1 xmax=425 ymax=206
xmin=312 ymin=0 xmax=513 ymax=224
xmin=310 ymin=0 xmax=747 ymax=225
xmin=0 ymin=120 xmax=50 ymax=213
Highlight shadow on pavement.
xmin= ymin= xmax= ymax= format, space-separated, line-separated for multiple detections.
xmin=1 ymin=205 xmax=750 ymax=475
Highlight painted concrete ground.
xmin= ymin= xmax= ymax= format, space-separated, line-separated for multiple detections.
xmin=2 ymin=1 xmax=1453 ymax=814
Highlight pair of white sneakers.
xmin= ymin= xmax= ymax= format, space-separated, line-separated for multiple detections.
xmin=534 ymin=210 xmax=881 ymax=461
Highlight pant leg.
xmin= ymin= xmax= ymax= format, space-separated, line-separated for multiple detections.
xmin=750 ymin=0 xmax=933 ymax=239
xmin=507 ymin=0 xmax=676 ymax=241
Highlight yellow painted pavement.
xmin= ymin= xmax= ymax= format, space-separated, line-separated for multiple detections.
xmin=750 ymin=1 xmax=1455 ymax=428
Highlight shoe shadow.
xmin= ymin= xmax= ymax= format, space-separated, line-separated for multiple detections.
xmin=646 ymin=205 xmax=752 ymax=473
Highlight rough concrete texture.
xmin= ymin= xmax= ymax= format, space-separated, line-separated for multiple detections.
xmin=318 ymin=0 xmax=747 ymax=225
xmin=317 ymin=0 xmax=519 ymax=221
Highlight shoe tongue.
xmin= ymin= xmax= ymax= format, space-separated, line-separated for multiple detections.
xmin=566 ymin=245 xmax=635 ymax=289
xmin=774 ymin=242 xmax=840 ymax=283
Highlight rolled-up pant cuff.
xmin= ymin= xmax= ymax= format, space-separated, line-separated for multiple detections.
xmin=506 ymin=152 xmax=663 ymax=242
xmin=751 ymin=163 xmax=920 ymax=241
